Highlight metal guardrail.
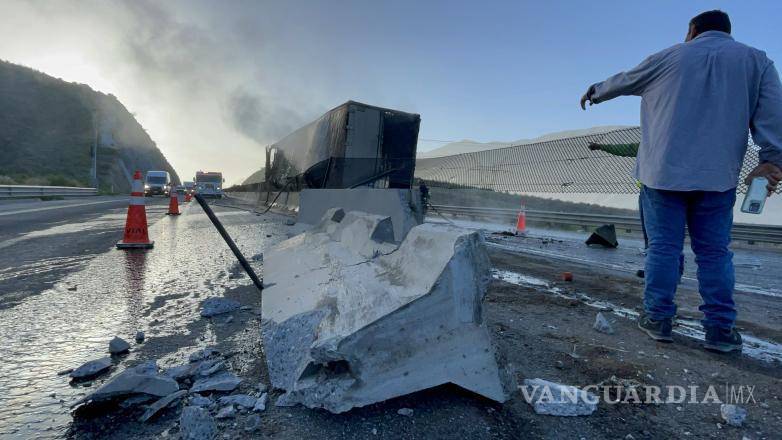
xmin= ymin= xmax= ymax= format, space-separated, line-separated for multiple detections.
xmin=430 ymin=204 xmax=782 ymax=245
xmin=0 ymin=185 xmax=98 ymax=199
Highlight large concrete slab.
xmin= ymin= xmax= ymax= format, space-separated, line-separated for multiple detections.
xmin=262 ymin=209 xmax=512 ymax=413
xmin=297 ymin=189 xmax=422 ymax=242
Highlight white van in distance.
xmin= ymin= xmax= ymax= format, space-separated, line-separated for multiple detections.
xmin=144 ymin=170 xmax=171 ymax=196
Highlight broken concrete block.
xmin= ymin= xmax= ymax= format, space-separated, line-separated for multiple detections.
xmin=180 ymin=406 xmax=217 ymax=440
xmin=200 ymin=297 xmax=241 ymax=317
xmin=262 ymin=211 xmax=511 ymax=413
xmin=397 ymin=408 xmax=414 ymax=417
xmin=217 ymin=394 xmax=257 ymax=409
xmin=189 ymin=394 xmax=213 ymax=407
xmin=522 ymin=378 xmax=598 ymax=416
xmin=109 ymin=336 xmax=131 ymax=354
xmin=721 ymin=404 xmax=747 ymax=427
xmin=216 ymin=405 xmax=236 ymax=419
xmin=190 ymin=372 xmax=241 ymax=393
xmin=189 ymin=347 xmax=221 ymax=363
xmin=135 ymin=331 xmax=145 ymax=343
xmin=593 ymin=312 xmax=614 ymax=334
xmin=75 ymin=362 xmax=179 ymax=406
xmin=253 ymin=393 xmax=267 ymax=412
xmin=139 ymin=390 xmax=187 ymax=422
xmin=70 ymin=357 xmax=112 ymax=380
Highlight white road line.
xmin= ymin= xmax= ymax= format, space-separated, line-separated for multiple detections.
xmin=0 ymin=199 xmax=123 ymax=217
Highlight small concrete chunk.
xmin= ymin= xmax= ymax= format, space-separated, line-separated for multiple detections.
xmin=139 ymin=390 xmax=187 ymax=422
xmin=190 ymin=372 xmax=241 ymax=393
xmin=215 ymin=405 xmax=236 ymax=419
xmin=522 ymin=378 xmax=598 ymax=416
xmin=721 ymin=404 xmax=747 ymax=427
xmin=135 ymin=331 xmax=145 ymax=343
xmin=189 ymin=347 xmax=221 ymax=363
xmin=253 ymin=393 xmax=267 ymax=412
xmin=593 ymin=312 xmax=615 ymax=335
xmin=180 ymin=406 xmax=217 ymax=440
xmin=76 ymin=362 xmax=179 ymax=406
xmin=70 ymin=357 xmax=112 ymax=379
xmin=244 ymin=414 xmax=262 ymax=432
xmin=397 ymin=408 xmax=413 ymax=416
xmin=109 ymin=336 xmax=131 ymax=354
xmin=200 ymin=297 xmax=241 ymax=317
xmin=218 ymin=394 xmax=257 ymax=409
xmin=189 ymin=394 xmax=213 ymax=407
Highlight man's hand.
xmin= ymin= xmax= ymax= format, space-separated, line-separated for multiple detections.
xmin=580 ymin=85 xmax=596 ymax=110
xmin=745 ymin=162 xmax=782 ymax=196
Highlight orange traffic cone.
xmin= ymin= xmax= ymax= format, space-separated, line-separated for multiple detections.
xmin=117 ymin=171 xmax=154 ymax=249
xmin=166 ymin=188 xmax=180 ymax=216
xmin=515 ymin=202 xmax=526 ymax=235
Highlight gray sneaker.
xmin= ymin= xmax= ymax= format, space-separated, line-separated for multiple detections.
xmin=703 ymin=326 xmax=742 ymax=353
xmin=637 ymin=313 xmax=673 ymax=342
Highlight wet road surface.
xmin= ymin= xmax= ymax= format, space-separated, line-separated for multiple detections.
xmin=0 ymin=196 xmax=287 ymax=438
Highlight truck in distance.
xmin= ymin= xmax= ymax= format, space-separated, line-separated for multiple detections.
xmin=194 ymin=171 xmax=224 ymax=198
xmin=144 ymin=170 xmax=171 ymax=196
xmin=183 ymin=181 xmax=195 ymax=194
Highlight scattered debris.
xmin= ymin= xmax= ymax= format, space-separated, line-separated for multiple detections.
xmin=189 ymin=394 xmax=213 ymax=408
xmin=561 ymin=272 xmax=573 ymax=282
xmin=593 ymin=312 xmax=615 ymax=334
xmin=253 ymin=393 xmax=267 ymax=412
xmin=284 ymin=218 xmax=296 ymax=226
xmin=190 ymin=371 xmax=241 ymax=393
xmin=251 ymin=253 xmax=263 ymax=262
xmin=109 ymin=336 xmax=131 ymax=354
xmin=216 ymin=405 xmax=236 ymax=419
xmin=721 ymin=404 xmax=747 ymax=427
xmin=189 ymin=347 xmax=221 ymax=363
xmin=522 ymin=378 xmax=598 ymax=416
xmin=69 ymin=357 xmax=112 ymax=380
xmin=57 ymin=368 xmax=74 ymax=376
xmin=139 ymin=390 xmax=187 ymax=422
xmin=217 ymin=394 xmax=257 ymax=409
xmin=245 ymin=414 xmax=262 ymax=432
xmin=179 ymin=406 xmax=217 ymax=440
xmin=223 ymin=315 xmax=234 ymax=324
xmin=257 ymin=383 xmax=268 ymax=394
xmin=135 ymin=331 xmax=145 ymax=343
xmin=585 ymin=224 xmax=618 ymax=248
xmin=200 ymin=297 xmax=241 ymax=317
xmin=397 ymin=408 xmax=414 ymax=417
xmin=73 ymin=361 xmax=179 ymax=407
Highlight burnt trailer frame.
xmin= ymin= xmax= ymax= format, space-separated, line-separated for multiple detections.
xmin=264 ymin=101 xmax=421 ymax=192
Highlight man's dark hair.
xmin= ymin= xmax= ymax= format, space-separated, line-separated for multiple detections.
xmin=690 ymin=10 xmax=731 ymax=34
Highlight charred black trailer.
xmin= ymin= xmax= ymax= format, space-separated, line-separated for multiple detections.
xmin=264 ymin=101 xmax=420 ymax=192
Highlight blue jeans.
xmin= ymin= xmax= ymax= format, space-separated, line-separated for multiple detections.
xmin=640 ymin=186 xmax=737 ymax=329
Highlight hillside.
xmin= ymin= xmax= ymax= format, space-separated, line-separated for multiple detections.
xmin=0 ymin=60 xmax=179 ymax=192
xmin=242 ymin=168 xmax=265 ymax=185
xmin=418 ymin=125 xmax=632 ymax=158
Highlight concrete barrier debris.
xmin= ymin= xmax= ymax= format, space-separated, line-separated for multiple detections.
xmin=262 ymin=208 xmax=512 ymax=413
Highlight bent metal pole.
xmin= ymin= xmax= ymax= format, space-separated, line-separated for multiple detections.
xmin=194 ymin=193 xmax=263 ymax=292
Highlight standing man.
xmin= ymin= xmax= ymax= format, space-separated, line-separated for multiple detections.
xmin=580 ymin=10 xmax=782 ymax=352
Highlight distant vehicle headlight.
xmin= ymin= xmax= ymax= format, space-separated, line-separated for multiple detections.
xmin=144 ymin=184 xmax=150 ymax=189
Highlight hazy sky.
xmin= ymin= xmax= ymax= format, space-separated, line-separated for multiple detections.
xmin=1 ymin=1 xmax=781 ymax=184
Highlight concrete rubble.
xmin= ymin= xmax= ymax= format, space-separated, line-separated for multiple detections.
xmin=593 ymin=312 xmax=615 ymax=334
xmin=179 ymin=406 xmax=217 ymax=440
xmin=109 ymin=336 xmax=131 ymax=354
xmin=69 ymin=357 xmax=112 ymax=380
xmin=139 ymin=390 xmax=187 ymax=422
xmin=262 ymin=208 xmax=512 ymax=413
xmin=74 ymin=361 xmax=178 ymax=407
xmin=720 ymin=404 xmax=747 ymax=427
xmin=201 ymin=297 xmax=241 ymax=317
xmin=522 ymin=378 xmax=598 ymax=416
xmin=190 ymin=371 xmax=242 ymax=393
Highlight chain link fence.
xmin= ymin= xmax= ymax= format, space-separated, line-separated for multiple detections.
xmin=415 ymin=127 xmax=776 ymax=195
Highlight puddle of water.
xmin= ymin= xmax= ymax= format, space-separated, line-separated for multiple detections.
xmin=0 ymin=208 xmax=289 ymax=438
xmin=492 ymin=269 xmax=782 ymax=364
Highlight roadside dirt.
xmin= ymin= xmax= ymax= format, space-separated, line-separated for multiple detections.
xmin=67 ymin=245 xmax=782 ymax=440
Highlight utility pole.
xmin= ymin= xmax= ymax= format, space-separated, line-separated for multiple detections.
xmin=91 ymin=110 xmax=98 ymax=189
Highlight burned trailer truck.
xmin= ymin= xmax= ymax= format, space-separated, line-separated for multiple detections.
xmin=263 ymin=101 xmax=421 ymax=197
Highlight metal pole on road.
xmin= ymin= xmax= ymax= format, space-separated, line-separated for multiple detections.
xmin=194 ymin=193 xmax=264 ymax=293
